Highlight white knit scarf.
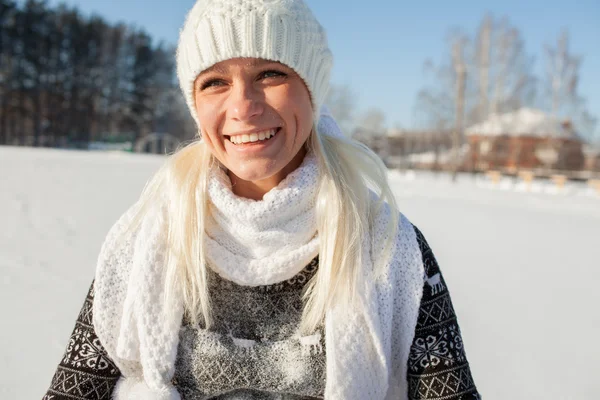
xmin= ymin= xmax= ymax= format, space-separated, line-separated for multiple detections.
xmin=205 ymin=151 xmax=320 ymax=286
xmin=93 ymin=112 xmax=423 ymax=400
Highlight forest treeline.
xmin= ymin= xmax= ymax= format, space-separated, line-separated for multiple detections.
xmin=0 ymin=0 xmax=195 ymax=148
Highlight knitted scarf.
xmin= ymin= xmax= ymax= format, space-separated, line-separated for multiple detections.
xmin=92 ymin=112 xmax=424 ymax=400
xmin=204 ymin=151 xmax=320 ymax=286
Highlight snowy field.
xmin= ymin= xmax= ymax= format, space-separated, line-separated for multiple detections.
xmin=1 ymin=146 xmax=599 ymax=399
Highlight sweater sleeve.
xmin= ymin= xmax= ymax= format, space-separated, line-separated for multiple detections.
xmin=406 ymin=225 xmax=480 ymax=400
xmin=43 ymin=281 xmax=121 ymax=400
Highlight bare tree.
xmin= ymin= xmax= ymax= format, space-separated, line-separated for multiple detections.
xmin=413 ymin=14 xmax=540 ymax=177
xmin=351 ymin=108 xmax=388 ymax=158
xmin=543 ymin=30 xmax=597 ymax=141
xmin=358 ymin=108 xmax=387 ymax=136
xmin=413 ymin=68 xmax=454 ymax=131
xmin=451 ymin=34 xmax=468 ymax=180
xmin=475 ymin=15 xmax=492 ymax=121
xmin=412 ymin=29 xmax=470 ymax=177
xmin=469 ymin=16 xmax=536 ymax=123
xmin=492 ymin=18 xmax=536 ymax=115
xmin=544 ymin=30 xmax=579 ymax=117
xmin=325 ymin=84 xmax=356 ymax=134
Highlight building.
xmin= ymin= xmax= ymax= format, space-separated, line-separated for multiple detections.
xmin=583 ymin=145 xmax=600 ymax=172
xmin=465 ymin=108 xmax=585 ymax=172
xmin=353 ymin=127 xmax=453 ymax=169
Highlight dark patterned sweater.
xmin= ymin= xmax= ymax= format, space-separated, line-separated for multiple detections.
xmin=174 ymin=258 xmax=325 ymax=399
xmin=43 ymin=226 xmax=479 ymax=400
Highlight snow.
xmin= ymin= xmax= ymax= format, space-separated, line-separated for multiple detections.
xmin=396 ymin=144 xmax=470 ymax=165
xmin=465 ymin=108 xmax=574 ymax=139
xmin=2 ymin=146 xmax=599 ymax=399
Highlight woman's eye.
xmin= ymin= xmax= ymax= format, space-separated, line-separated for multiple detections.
xmin=200 ymin=79 xmax=225 ymax=90
xmin=259 ymin=70 xmax=286 ymax=80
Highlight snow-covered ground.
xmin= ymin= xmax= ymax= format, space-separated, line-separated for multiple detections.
xmin=1 ymin=146 xmax=599 ymax=399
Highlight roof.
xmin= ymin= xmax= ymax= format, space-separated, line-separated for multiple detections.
xmin=465 ymin=108 xmax=577 ymax=139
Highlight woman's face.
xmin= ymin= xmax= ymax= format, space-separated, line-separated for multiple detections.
xmin=194 ymin=57 xmax=314 ymax=193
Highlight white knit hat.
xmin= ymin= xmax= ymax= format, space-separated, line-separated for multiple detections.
xmin=176 ymin=0 xmax=333 ymax=127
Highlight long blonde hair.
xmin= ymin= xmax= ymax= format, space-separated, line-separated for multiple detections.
xmin=127 ymin=125 xmax=398 ymax=334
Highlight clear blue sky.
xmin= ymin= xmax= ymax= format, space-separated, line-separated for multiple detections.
xmin=42 ymin=0 xmax=599 ymax=131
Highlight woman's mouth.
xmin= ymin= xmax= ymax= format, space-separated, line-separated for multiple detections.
xmin=226 ymin=128 xmax=280 ymax=145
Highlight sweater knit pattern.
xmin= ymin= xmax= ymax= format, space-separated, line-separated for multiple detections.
xmin=407 ymin=227 xmax=480 ymax=400
xmin=44 ymin=284 xmax=120 ymax=400
xmin=44 ymin=227 xmax=480 ymax=400
xmin=174 ymin=257 xmax=325 ymax=399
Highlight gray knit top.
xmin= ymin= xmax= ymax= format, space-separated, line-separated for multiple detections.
xmin=173 ymin=257 xmax=326 ymax=400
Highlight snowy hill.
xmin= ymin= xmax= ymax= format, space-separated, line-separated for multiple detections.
xmin=1 ymin=146 xmax=599 ymax=399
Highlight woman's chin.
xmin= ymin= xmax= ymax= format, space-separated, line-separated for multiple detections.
xmin=222 ymin=145 xmax=307 ymax=195
xmin=227 ymin=163 xmax=284 ymax=187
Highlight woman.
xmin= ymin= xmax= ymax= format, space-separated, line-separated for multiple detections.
xmin=44 ymin=0 xmax=479 ymax=399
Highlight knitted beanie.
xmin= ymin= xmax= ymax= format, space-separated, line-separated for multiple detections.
xmin=176 ymin=0 xmax=333 ymax=127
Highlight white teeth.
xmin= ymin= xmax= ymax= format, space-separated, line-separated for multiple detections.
xmin=229 ymin=129 xmax=277 ymax=144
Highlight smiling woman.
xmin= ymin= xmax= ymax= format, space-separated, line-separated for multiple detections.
xmin=43 ymin=1 xmax=479 ymax=399
xmin=194 ymin=59 xmax=314 ymax=199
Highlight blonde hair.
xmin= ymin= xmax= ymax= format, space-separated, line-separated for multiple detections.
xmin=127 ymin=126 xmax=398 ymax=334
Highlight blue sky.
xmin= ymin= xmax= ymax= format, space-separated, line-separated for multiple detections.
xmin=42 ymin=0 xmax=599 ymax=131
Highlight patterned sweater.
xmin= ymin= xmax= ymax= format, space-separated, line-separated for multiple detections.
xmin=43 ymin=226 xmax=479 ymax=400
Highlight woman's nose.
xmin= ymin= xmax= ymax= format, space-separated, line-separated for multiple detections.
xmin=229 ymin=82 xmax=264 ymax=122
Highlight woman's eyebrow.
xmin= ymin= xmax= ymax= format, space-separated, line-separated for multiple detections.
xmin=199 ymin=59 xmax=280 ymax=78
xmin=198 ymin=63 xmax=229 ymax=77
xmin=245 ymin=59 xmax=279 ymax=68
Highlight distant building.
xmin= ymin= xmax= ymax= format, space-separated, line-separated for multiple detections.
xmin=465 ymin=108 xmax=585 ymax=171
xmin=583 ymin=145 xmax=600 ymax=172
xmin=354 ymin=127 xmax=453 ymax=169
